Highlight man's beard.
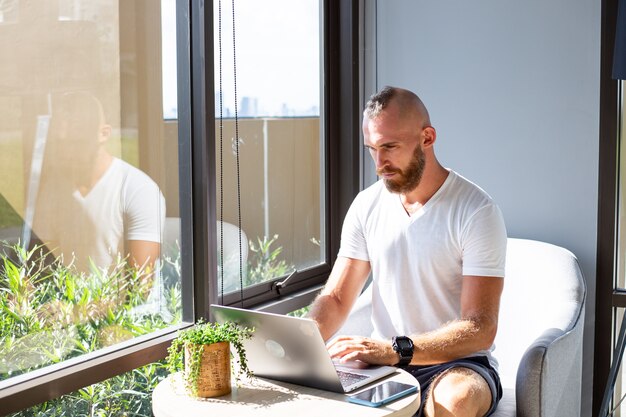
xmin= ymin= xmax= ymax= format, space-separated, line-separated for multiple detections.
xmin=378 ymin=144 xmax=425 ymax=194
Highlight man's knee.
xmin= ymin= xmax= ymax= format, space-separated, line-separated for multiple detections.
xmin=424 ymin=367 xmax=492 ymax=417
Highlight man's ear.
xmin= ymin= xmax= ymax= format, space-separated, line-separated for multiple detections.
xmin=98 ymin=124 xmax=112 ymax=143
xmin=422 ymin=126 xmax=437 ymax=148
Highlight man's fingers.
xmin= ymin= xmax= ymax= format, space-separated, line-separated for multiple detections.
xmin=328 ymin=336 xmax=396 ymax=366
xmin=328 ymin=341 xmax=361 ymax=357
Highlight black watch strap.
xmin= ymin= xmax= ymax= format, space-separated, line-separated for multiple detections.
xmin=392 ymin=336 xmax=414 ymax=367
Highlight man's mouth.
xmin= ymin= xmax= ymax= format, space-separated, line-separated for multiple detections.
xmin=378 ymin=168 xmax=400 ymax=178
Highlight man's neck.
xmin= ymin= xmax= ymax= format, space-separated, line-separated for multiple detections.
xmin=400 ymin=161 xmax=449 ymax=210
xmin=76 ymin=152 xmax=114 ymax=196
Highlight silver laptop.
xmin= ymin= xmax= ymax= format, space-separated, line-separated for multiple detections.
xmin=211 ymin=304 xmax=397 ymax=393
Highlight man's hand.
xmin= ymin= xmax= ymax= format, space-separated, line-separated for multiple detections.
xmin=327 ymin=335 xmax=398 ymax=366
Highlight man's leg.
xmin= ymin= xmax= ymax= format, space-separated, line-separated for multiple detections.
xmin=423 ymin=367 xmax=492 ymax=417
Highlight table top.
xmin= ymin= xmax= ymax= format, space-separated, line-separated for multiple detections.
xmin=152 ymin=369 xmax=421 ymax=417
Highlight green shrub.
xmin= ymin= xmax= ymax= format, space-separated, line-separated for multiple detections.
xmin=0 ymin=241 xmax=181 ymax=416
xmin=246 ymin=234 xmax=293 ymax=286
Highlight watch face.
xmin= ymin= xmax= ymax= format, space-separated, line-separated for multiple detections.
xmin=396 ymin=338 xmax=412 ymax=350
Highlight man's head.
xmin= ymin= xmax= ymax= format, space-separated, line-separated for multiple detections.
xmin=48 ymin=92 xmax=111 ymax=178
xmin=363 ymin=86 xmax=436 ymax=194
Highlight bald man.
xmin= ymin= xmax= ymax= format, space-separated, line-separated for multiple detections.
xmin=308 ymin=86 xmax=507 ymax=417
xmin=34 ymin=92 xmax=165 ymax=276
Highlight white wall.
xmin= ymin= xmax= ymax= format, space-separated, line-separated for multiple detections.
xmin=369 ymin=0 xmax=600 ymax=414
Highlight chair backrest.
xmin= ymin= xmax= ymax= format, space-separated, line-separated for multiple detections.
xmin=216 ymin=220 xmax=249 ymax=292
xmin=162 ymin=218 xmax=249 ymax=292
xmin=494 ymin=238 xmax=586 ymax=389
xmin=162 ymin=217 xmax=181 ymax=261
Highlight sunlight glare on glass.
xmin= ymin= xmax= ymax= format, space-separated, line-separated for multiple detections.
xmin=213 ymin=0 xmax=320 ymax=118
xmin=162 ymin=0 xmax=178 ymax=119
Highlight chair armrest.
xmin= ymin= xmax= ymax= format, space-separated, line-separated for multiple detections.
xmin=516 ymin=308 xmax=585 ymax=417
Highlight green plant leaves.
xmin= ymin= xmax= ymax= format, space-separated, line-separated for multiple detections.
xmin=166 ymin=320 xmax=254 ymax=396
xmin=0 ymin=240 xmax=182 ymax=416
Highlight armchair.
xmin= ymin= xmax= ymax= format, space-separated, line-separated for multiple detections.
xmin=336 ymin=238 xmax=586 ymax=417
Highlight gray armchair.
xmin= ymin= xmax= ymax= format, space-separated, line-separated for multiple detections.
xmin=336 ymin=238 xmax=586 ymax=417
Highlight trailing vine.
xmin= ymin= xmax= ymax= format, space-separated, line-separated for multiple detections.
xmin=166 ymin=320 xmax=254 ymax=396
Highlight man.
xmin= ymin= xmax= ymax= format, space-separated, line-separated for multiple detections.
xmin=34 ymin=91 xmax=165 ymax=275
xmin=308 ymin=86 xmax=507 ymax=417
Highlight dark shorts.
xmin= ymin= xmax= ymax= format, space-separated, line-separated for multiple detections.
xmin=403 ymin=356 xmax=503 ymax=417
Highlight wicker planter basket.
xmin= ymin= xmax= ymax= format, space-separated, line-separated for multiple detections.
xmin=184 ymin=341 xmax=231 ymax=397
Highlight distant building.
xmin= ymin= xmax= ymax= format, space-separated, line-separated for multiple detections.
xmin=239 ymin=97 xmax=258 ymax=117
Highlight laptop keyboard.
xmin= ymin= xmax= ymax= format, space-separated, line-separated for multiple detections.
xmin=336 ymin=369 xmax=368 ymax=388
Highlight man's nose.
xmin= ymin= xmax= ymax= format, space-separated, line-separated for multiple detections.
xmin=374 ymin=151 xmax=387 ymax=169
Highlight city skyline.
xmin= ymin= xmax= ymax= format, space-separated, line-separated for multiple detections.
xmin=162 ymin=0 xmax=321 ymax=120
xmin=215 ymin=93 xmax=320 ymax=119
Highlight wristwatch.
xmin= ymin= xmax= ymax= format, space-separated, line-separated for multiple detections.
xmin=392 ymin=336 xmax=414 ymax=367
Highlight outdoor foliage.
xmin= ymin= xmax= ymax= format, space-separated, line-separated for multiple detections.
xmin=0 ymin=241 xmax=181 ymax=416
xmin=246 ymin=234 xmax=293 ymax=286
xmin=3 ymin=234 xmax=292 ymax=415
xmin=13 ymin=360 xmax=170 ymax=417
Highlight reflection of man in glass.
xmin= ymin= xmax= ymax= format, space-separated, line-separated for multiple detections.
xmin=34 ymin=92 xmax=165 ymax=276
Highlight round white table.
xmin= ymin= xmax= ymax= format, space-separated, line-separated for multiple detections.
xmin=153 ymin=370 xmax=421 ymax=417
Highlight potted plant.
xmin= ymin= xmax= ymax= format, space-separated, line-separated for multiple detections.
xmin=166 ymin=319 xmax=254 ymax=398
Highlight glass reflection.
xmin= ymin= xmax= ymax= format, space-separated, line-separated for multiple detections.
xmin=0 ymin=0 xmax=181 ymax=382
xmin=34 ymin=92 xmax=165 ymax=274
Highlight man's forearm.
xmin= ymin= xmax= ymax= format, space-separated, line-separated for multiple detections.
xmin=307 ymin=294 xmax=350 ymax=342
xmin=408 ymin=316 xmax=497 ymax=365
xmin=307 ymin=257 xmax=371 ymax=341
xmin=326 ymin=316 xmax=497 ymax=366
xmin=407 ymin=276 xmax=502 ymax=365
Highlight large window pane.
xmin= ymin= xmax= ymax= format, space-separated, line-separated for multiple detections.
xmin=213 ymin=0 xmax=323 ymax=295
xmin=0 ymin=0 xmax=182 ymax=382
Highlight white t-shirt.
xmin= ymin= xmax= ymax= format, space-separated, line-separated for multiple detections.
xmin=38 ymin=158 xmax=166 ymax=272
xmin=338 ymin=170 xmax=507 ymax=364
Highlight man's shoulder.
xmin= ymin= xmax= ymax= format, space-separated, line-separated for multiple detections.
xmin=358 ymin=179 xmax=386 ymax=199
xmin=343 ymin=181 xmax=389 ymax=224
xmin=352 ymin=180 xmax=389 ymax=209
xmin=447 ymin=170 xmax=496 ymax=206
xmin=113 ymin=158 xmax=159 ymax=188
xmin=111 ymin=158 xmax=164 ymax=209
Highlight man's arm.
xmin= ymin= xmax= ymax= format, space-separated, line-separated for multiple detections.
xmin=128 ymin=240 xmax=160 ymax=270
xmin=123 ymin=171 xmax=165 ymax=293
xmin=127 ymin=240 xmax=161 ymax=295
xmin=307 ymin=256 xmax=371 ymax=341
xmin=408 ymin=275 xmax=503 ymax=364
xmin=327 ymin=275 xmax=503 ymax=366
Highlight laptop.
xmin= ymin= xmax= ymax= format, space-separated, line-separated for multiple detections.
xmin=211 ymin=304 xmax=397 ymax=393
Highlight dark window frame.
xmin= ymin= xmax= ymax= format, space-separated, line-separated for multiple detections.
xmin=0 ymin=0 xmax=362 ymax=413
xmin=593 ymin=0 xmax=622 ymax=414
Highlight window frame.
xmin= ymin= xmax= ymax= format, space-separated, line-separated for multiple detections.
xmin=0 ymin=0 xmax=362 ymax=413
xmin=214 ymin=0 xmax=362 ymax=312
xmin=593 ymin=0 xmax=622 ymax=414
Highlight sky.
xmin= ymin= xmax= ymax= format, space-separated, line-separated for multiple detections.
xmin=162 ymin=0 xmax=321 ymax=119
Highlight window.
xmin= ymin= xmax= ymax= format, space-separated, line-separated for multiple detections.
xmin=211 ymin=0 xmax=326 ymax=306
xmin=0 ymin=1 xmax=189 ymax=412
xmin=597 ymin=79 xmax=626 ymax=415
xmin=11 ymin=359 xmax=168 ymax=416
xmin=0 ymin=0 xmax=361 ymax=413
xmin=608 ymin=83 xmax=626 ymax=414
